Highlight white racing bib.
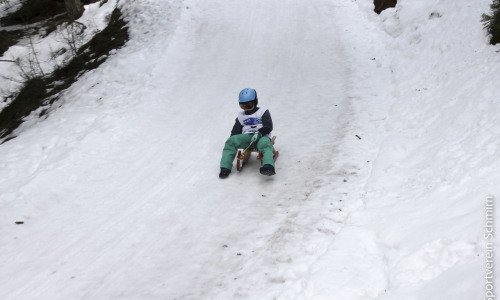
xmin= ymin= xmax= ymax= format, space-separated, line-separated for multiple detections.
xmin=237 ymin=107 xmax=269 ymax=135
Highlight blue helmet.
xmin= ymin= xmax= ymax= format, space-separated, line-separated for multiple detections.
xmin=238 ymin=88 xmax=258 ymax=103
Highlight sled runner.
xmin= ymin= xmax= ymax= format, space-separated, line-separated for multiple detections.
xmin=236 ymin=136 xmax=279 ymax=171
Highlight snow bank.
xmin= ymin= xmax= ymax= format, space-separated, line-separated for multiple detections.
xmin=0 ymin=0 xmax=119 ymax=106
xmin=307 ymin=0 xmax=500 ymax=299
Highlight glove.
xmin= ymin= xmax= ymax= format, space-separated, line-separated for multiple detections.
xmin=250 ymin=131 xmax=262 ymax=143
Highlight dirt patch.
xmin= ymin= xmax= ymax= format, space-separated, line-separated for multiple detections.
xmin=0 ymin=0 xmax=67 ymax=26
xmin=1 ymin=0 xmax=101 ymax=26
xmin=374 ymin=0 xmax=397 ymax=14
xmin=0 ymin=29 xmax=25 ymax=56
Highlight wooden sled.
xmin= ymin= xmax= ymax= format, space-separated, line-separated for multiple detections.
xmin=236 ymin=136 xmax=279 ymax=171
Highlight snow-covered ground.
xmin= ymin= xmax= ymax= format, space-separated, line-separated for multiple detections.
xmin=0 ymin=0 xmax=499 ymax=299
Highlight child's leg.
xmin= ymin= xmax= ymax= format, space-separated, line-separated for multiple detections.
xmin=256 ymin=136 xmax=275 ymax=167
xmin=220 ymin=134 xmax=252 ymax=170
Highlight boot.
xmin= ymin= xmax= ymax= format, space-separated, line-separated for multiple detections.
xmin=259 ymin=165 xmax=275 ymax=176
xmin=219 ymin=168 xmax=231 ymax=179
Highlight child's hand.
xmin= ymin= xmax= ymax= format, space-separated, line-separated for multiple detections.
xmin=251 ymin=131 xmax=262 ymax=143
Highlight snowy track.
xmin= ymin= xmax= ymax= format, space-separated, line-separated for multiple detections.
xmin=2 ymin=0 xmax=497 ymax=299
xmin=0 ymin=0 xmax=360 ymax=299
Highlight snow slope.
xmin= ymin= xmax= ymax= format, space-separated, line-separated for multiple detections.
xmin=0 ymin=0 xmax=499 ymax=299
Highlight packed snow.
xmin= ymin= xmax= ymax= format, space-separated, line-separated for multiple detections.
xmin=0 ymin=0 xmax=499 ymax=299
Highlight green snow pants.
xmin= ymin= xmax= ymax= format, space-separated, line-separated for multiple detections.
xmin=220 ymin=134 xmax=275 ymax=170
